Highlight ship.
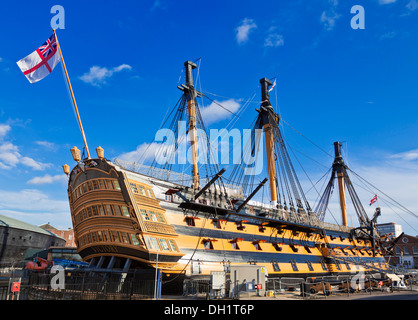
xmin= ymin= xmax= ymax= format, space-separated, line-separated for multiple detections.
xmin=64 ymin=60 xmax=398 ymax=287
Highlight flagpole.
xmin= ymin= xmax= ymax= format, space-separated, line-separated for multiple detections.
xmin=53 ymin=29 xmax=91 ymax=159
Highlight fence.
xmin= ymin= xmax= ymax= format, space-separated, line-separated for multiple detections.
xmin=0 ymin=269 xmax=158 ymax=300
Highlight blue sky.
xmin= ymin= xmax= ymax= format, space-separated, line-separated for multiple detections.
xmin=0 ymin=0 xmax=417 ymax=234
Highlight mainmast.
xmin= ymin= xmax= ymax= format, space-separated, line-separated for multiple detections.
xmin=333 ymin=141 xmax=348 ymax=226
xmin=259 ymin=78 xmax=278 ymax=206
xmin=184 ymin=61 xmax=200 ymax=190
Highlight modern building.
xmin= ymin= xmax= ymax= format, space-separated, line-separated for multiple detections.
xmin=376 ymin=223 xmax=403 ymax=240
xmin=39 ymin=223 xmax=76 ymax=247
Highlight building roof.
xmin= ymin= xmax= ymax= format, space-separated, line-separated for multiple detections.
xmin=0 ymin=214 xmax=58 ymax=237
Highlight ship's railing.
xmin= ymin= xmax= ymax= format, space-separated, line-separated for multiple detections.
xmin=262 ymin=207 xmax=352 ymax=233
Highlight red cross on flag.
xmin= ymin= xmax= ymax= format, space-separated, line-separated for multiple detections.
xmin=17 ymin=33 xmax=61 ymax=83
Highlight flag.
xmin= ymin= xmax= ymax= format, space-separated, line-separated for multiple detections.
xmin=268 ymin=79 xmax=276 ymax=92
xmin=17 ymin=33 xmax=60 ymax=83
xmin=369 ymin=195 xmax=378 ymax=206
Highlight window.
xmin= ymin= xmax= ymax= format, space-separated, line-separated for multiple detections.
xmin=130 ymin=183 xmax=139 ymax=194
xmin=272 ymin=261 xmax=281 ymax=272
xmin=345 ymin=262 xmax=351 ymax=271
xmin=253 ymin=241 xmax=262 ymax=251
xmin=141 ymin=209 xmax=150 ymax=221
xmin=130 ymin=234 xmax=140 ymax=245
xmin=230 ymin=239 xmax=241 ymax=250
xmin=258 ymin=225 xmax=265 ymax=233
xmin=165 ymin=194 xmax=172 ymax=202
xmin=155 ymin=212 xmax=166 ymax=223
xmin=121 ymin=206 xmax=130 ymax=217
xmin=273 ymin=243 xmax=282 ymax=251
xmin=113 ymin=205 xmax=122 ymax=216
xmin=321 ymin=260 xmax=328 ymax=271
xmin=138 ymin=186 xmax=146 ymax=196
xmin=335 ymin=260 xmax=341 ymax=270
xmin=158 ymin=239 xmax=170 ymax=251
xmin=113 ymin=180 xmax=121 ymax=190
xmin=147 ymin=188 xmax=156 ymax=198
xmin=149 ymin=237 xmax=160 ymax=250
xmin=185 ymin=217 xmax=196 ymax=226
xmin=148 ymin=211 xmax=159 ymax=222
xmin=111 ymin=231 xmax=120 ymax=242
xmin=290 ymin=260 xmax=298 ymax=271
xmin=203 ymin=240 xmax=214 ymax=250
xmin=306 ymin=260 xmax=314 ymax=271
xmin=236 ymin=221 xmax=246 ymax=231
xmin=168 ymin=239 xmax=178 ymax=252
xmin=105 ymin=204 xmax=113 ymax=216
xmin=413 ymin=246 xmax=418 ymax=254
xmin=404 ymin=247 xmax=409 ymax=254
xmin=212 ymin=219 xmax=221 ymax=229
xmin=120 ymin=232 xmax=130 ymax=244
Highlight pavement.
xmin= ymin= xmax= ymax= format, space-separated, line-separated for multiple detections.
xmin=163 ymin=288 xmax=418 ymax=300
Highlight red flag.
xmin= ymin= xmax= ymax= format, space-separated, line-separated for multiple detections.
xmin=369 ymin=195 xmax=377 ymax=206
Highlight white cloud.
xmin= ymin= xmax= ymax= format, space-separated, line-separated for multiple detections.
xmin=320 ymin=10 xmax=341 ymax=31
xmin=0 ymin=189 xmax=71 ymax=227
xmin=390 ymin=148 xmax=418 ymax=161
xmin=80 ymin=64 xmax=132 ymax=86
xmin=117 ymin=142 xmax=164 ymax=164
xmin=320 ymin=0 xmax=341 ymax=31
xmin=236 ymin=18 xmax=257 ymax=44
xmin=406 ymin=0 xmax=418 ymax=11
xmin=199 ymin=99 xmax=241 ymax=125
xmin=379 ymin=0 xmax=396 ymax=4
xmin=264 ymin=33 xmax=284 ymax=48
xmin=27 ymin=174 xmax=67 ymax=185
xmin=0 ymin=124 xmax=11 ymax=139
xmin=35 ymin=141 xmax=57 ymax=150
xmin=0 ymin=124 xmax=52 ymax=170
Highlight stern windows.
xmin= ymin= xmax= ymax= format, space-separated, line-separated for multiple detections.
xmin=130 ymin=234 xmax=140 ymax=245
xmin=139 ymin=209 xmax=167 ymax=223
xmin=148 ymin=211 xmax=159 ymax=222
xmin=141 ymin=209 xmax=150 ymax=221
xmin=129 ymin=181 xmax=156 ymax=199
xmin=158 ymin=239 xmax=170 ymax=251
xmin=144 ymin=236 xmax=179 ymax=252
xmin=130 ymin=183 xmax=139 ymax=194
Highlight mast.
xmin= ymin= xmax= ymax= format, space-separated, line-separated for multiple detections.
xmin=259 ymin=78 xmax=278 ymax=206
xmin=54 ymin=29 xmax=91 ymax=159
xmin=184 ymin=61 xmax=200 ymax=189
xmin=333 ymin=141 xmax=348 ymax=226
